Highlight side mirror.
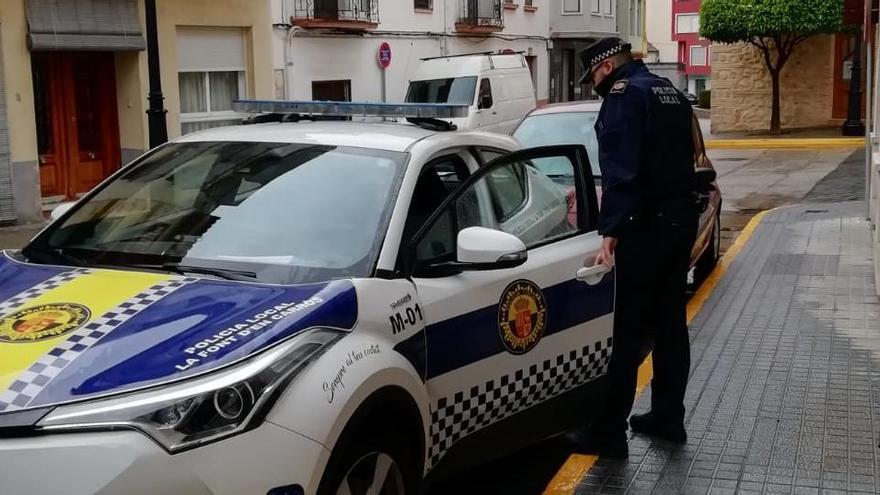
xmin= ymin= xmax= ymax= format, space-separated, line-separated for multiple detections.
xmin=50 ymin=202 xmax=75 ymax=222
xmin=457 ymin=227 xmax=527 ymax=268
xmin=421 ymin=227 xmax=527 ymax=276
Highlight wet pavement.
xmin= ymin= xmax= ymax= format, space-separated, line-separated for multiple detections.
xmin=575 ymin=202 xmax=880 ymax=495
xmin=711 ymin=148 xmax=863 ymax=256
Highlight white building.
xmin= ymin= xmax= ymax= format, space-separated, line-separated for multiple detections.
xmin=645 ymin=0 xmax=676 ymax=64
xmin=271 ymin=0 xmax=552 ymax=105
xmin=643 ymin=0 xmax=685 ymax=90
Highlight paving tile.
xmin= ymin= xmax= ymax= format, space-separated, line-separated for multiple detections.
xmin=573 ymin=203 xmax=880 ymax=495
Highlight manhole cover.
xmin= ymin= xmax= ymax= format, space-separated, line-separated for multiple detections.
xmin=716 ymin=157 xmax=749 ymax=162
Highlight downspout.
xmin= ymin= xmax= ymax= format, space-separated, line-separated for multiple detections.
xmin=284 ymin=24 xmax=297 ymax=99
xmin=441 ymin=0 xmax=449 ymax=56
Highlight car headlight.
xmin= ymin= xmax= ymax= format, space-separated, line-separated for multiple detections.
xmin=37 ymin=328 xmax=343 ymax=453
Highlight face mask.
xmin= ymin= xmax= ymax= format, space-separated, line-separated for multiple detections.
xmin=594 ymin=64 xmax=627 ymax=98
xmin=595 ymin=74 xmax=616 ymax=98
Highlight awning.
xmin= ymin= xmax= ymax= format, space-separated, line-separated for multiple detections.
xmin=26 ymin=0 xmax=146 ymax=52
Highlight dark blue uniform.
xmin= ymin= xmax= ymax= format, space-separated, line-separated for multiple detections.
xmin=594 ymin=60 xmax=698 ymax=435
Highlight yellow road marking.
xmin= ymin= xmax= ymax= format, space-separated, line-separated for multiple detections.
xmin=705 ymin=137 xmax=863 ymax=150
xmin=543 ymin=210 xmax=770 ymax=495
xmin=0 ymin=270 xmax=171 ymax=393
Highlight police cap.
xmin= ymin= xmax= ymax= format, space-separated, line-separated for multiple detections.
xmin=578 ymin=37 xmax=632 ymax=84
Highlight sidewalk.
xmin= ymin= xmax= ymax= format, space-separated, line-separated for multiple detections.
xmin=0 ymin=223 xmax=45 ymax=250
xmin=698 ymin=120 xmax=865 ymax=150
xmin=576 ymin=201 xmax=880 ymax=494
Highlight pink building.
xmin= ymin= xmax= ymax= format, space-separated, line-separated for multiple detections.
xmin=671 ymin=0 xmax=710 ymax=96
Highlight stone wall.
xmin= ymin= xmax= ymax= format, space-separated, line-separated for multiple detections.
xmin=711 ymin=36 xmax=835 ymax=133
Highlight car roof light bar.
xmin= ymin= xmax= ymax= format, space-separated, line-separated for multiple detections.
xmin=232 ymin=100 xmax=469 ymax=119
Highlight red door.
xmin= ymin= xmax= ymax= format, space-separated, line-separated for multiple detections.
xmin=32 ymin=52 xmax=121 ymax=201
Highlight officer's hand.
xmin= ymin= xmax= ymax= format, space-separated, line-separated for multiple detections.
xmin=595 ymin=236 xmax=618 ymax=267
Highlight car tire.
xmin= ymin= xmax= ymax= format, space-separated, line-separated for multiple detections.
xmin=317 ymin=422 xmax=420 ymax=495
xmin=695 ymin=211 xmax=721 ymax=283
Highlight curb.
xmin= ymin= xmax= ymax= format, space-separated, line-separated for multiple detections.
xmin=705 ymin=138 xmax=864 ymax=150
xmin=542 ymin=210 xmax=771 ymax=495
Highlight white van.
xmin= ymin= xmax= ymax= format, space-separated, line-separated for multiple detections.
xmin=405 ymin=53 xmax=537 ymax=133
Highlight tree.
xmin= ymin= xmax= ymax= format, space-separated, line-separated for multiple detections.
xmin=701 ymin=0 xmax=844 ymax=134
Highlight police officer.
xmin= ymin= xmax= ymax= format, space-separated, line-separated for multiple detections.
xmin=579 ymin=38 xmax=698 ymax=458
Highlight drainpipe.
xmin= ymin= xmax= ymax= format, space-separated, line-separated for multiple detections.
xmin=284 ymin=25 xmax=298 ymax=99
xmin=145 ymin=0 xmax=168 ymax=147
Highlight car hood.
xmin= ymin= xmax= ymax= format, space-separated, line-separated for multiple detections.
xmin=0 ymin=253 xmax=357 ymax=413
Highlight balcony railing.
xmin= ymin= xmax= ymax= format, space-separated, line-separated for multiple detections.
xmin=457 ymin=0 xmax=504 ymax=33
xmin=292 ymin=0 xmax=379 ymax=29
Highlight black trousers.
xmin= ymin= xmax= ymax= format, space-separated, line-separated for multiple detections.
xmin=596 ymin=215 xmax=697 ymax=434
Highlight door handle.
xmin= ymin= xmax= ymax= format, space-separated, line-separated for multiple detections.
xmin=576 ymin=264 xmax=611 ymax=285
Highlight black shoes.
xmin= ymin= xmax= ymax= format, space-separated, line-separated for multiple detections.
xmin=629 ymin=412 xmax=687 ymax=443
xmin=573 ymin=429 xmax=629 ymax=459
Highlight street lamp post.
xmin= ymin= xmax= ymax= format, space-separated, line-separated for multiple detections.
xmin=145 ymin=0 xmax=168 ymax=148
xmin=844 ymin=28 xmax=867 ymax=136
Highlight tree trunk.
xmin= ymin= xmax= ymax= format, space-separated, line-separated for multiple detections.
xmin=769 ymin=68 xmax=781 ymax=135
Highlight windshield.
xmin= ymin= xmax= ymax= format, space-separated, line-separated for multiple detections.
xmin=513 ymin=112 xmax=601 ymax=176
xmin=27 ymin=142 xmax=405 ymax=285
xmin=406 ymin=76 xmax=478 ymax=105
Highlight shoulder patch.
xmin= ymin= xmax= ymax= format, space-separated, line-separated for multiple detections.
xmin=610 ymin=79 xmax=629 ymax=94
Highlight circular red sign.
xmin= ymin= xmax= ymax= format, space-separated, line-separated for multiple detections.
xmin=377 ymin=42 xmax=392 ymax=70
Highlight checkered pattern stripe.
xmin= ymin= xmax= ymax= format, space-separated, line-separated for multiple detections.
xmin=590 ymin=44 xmax=628 ymax=67
xmin=0 ymin=277 xmax=197 ymax=412
xmin=0 ymin=269 xmax=90 ymax=317
xmin=427 ymin=337 xmax=613 ymax=468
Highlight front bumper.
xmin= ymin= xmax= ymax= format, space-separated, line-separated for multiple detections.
xmin=0 ymin=422 xmax=327 ymax=495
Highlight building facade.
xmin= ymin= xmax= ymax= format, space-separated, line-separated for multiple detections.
xmin=547 ymin=0 xmax=618 ymax=102
xmin=272 ymin=0 xmax=551 ymax=105
xmin=711 ymin=31 xmax=870 ymax=133
xmin=672 ymin=0 xmax=710 ymax=96
xmin=617 ymin=0 xmax=645 ymax=56
xmin=0 ymin=0 xmax=275 ymax=225
xmin=644 ymin=0 xmax=685 ymax=90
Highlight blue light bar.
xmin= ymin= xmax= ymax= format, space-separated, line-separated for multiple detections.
xmin=232 ymin=99 xmax=468 ymax=119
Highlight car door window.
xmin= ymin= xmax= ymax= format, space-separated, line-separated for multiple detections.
xmin=410 ymin=146 xmax=595 ymax=274
xmin=691 ymin=114 xmax=708 ymax=167
xmin=400 ymin=155 xmax=472 ymax=265
xmin=478 ymin=79 xmax=493 ymax=109
xmin=485 ymin=163 xmax=528 ymax=222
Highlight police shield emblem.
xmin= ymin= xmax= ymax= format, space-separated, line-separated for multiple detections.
xmin=498 ymin=280 xmax=547 ymax=354
xmin=0 ymin=303 xmax=91 ymax=343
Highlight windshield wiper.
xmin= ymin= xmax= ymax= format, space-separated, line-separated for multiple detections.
xmin=123 ymin=262 xmax=257 ymax=281
xmin=168 ymin=263 xmax=257 ymax=280
xmin=166 ymin=264 xmax=258 ymax=281
xmin=23 ymin=246 xmax=90 ymax=267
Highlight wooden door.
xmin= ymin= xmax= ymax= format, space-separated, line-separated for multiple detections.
xmin=32 ymin=52 xmax=120 ymax=201
xmin=32 ymin=53 xmax=67 ymax=200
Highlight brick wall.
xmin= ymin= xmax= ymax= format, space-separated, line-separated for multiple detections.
xmin=711 ymin=35 xmax=835 ymax=133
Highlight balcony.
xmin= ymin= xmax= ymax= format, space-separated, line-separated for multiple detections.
xmin=292 ymin=0 xmax=379 ymax=30
xmin=457 ymin=0 xmax=503 ymax=34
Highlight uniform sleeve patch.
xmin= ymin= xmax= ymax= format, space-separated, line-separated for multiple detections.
xmin=610 ymin=79 xmax=629 ymax=94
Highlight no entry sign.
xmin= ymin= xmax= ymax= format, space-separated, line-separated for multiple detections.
xmin=377 ymin=42 xmax=392 ymax=70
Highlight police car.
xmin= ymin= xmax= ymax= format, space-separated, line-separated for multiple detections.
xmin=513 ymin=101 xmax=723 ymax=282
xmin=0 ymin=101 xmax=614 ymax=495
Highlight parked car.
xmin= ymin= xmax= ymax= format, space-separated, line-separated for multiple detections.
xmin=406 ymin=53 xmax=537 ymax=133
xmin=0 ymin=101 xmax=615 ymax=495
xmin=684 ymin=92 xmax=700 ymax=106
xmin=512 ymin=101 xmax=723 ymax=281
